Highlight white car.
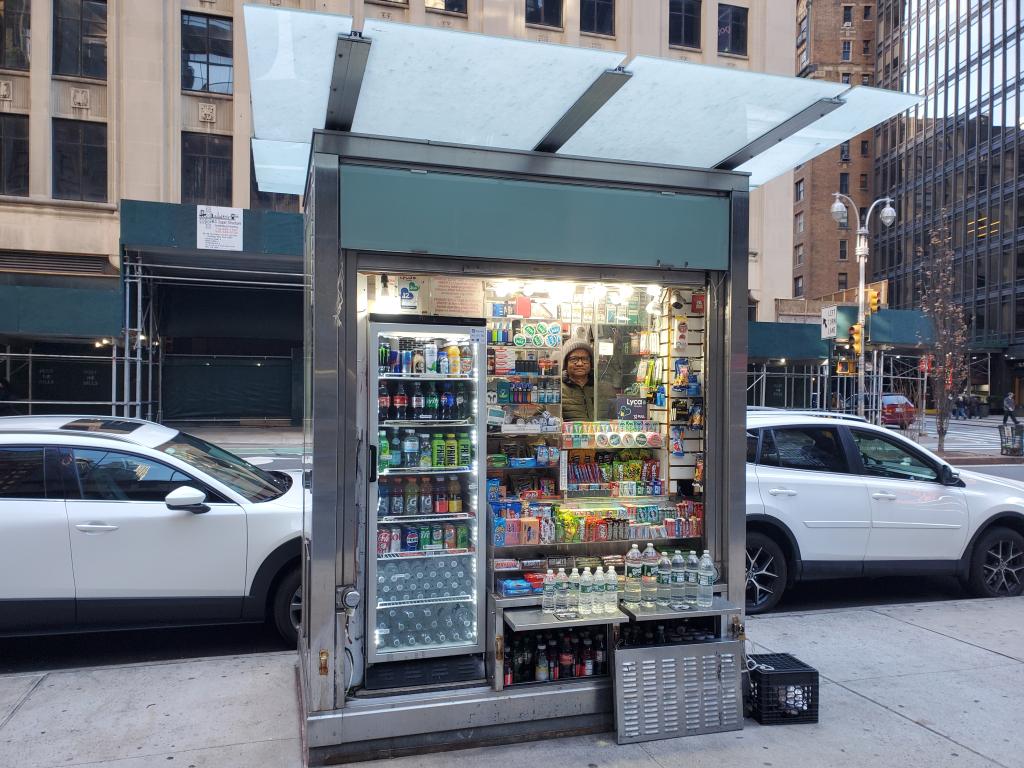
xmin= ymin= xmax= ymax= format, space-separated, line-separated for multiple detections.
xmin=0 ymin=416 xmax=303 ymax=642
xmin=745 ymin=409 xmax=1024 ymax=612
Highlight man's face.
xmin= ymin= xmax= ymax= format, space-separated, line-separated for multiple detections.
xmin=567 ymin=351 xmax=591 ymax=378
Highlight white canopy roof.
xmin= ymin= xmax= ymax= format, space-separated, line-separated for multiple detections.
xmin=244 ymin=5 xmax=920 ymax=195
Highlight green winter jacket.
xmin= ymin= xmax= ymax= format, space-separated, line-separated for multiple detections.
xmin=561 ymin=375 xmax=594 ymax=422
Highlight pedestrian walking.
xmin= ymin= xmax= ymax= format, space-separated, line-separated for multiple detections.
xmin=1003 ymin=391 xmax=1019 ymax=425
xmin=955 ymin=394 xmax=966 ymax=420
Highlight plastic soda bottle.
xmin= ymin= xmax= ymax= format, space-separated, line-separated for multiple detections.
xmin=604 ymin=566 xmax=618 ymax=613
xmin=542 ymin=569 xmax=556 ymax=614
xmin=568 ymin=567 xmax=581 ymax=610
xmin=697 ymin=550 xmax=716 ymax=608
xmin=444 ymin=433 xmax=459 ymax=467
xmin=579 ymin=568 xmax=594 ymax=614
xmin=554 ymin=568 xmax=569 ymax=610
xmin=656 ymin=551 xmax=672 ymax=608
xmin=640 ymin=543 xmax=659 ymax=607
xmin=670 ymin=550 xmax=687 ymax=610
xmin=685 ymin=550 xmax=700 ymax=607
xmin=624 ymin=544 xmax=642 ymax=606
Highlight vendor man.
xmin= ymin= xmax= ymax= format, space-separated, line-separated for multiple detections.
xmin=561 ymin=340 xmax=595 ymax=422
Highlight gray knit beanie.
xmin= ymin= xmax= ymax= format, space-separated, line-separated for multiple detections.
xmin=562 ymin=340 xmax=593 ymax=369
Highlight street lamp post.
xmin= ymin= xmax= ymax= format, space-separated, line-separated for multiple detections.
xmin=830 ymin=193 xmax=897 ymax=419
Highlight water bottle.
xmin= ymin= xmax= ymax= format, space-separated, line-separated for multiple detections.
xmin=640 ymin=542 xmax=659 ymax=607
xmin=592 ymin=567 xmax=605 ymax=615
xmin=670 ymin=550 xmax=687 ymax=610
xmin=624 ymin=545 xmax=642 ymax=606
xmin=697 ymin=550 xmax=716 ymax=608
xmin=554 ymin=568 xmax=569 ymax=610
xmin=656 ymin=552 xmax=672 ymax=608
xmin=579 ymin=568 xmax=594 ymax=614
xmin=685 ymin=550 xmax=700 ymax=607
xmin=541 ymin=569 xmax=556 ymax=614
xmin=568 ymin=567 xmax=581 ymax=610
xmin=604 ymin=566 xmax=618 ymax=613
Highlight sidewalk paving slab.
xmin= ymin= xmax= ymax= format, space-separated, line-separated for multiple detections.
xmin=0 ymin=674 xmax=44 ymax=726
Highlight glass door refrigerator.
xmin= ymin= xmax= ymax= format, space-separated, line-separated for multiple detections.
xmin=367 ymin=317 xmax=487 ymax=668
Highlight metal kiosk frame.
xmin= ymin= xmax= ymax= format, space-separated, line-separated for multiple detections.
xmin=300 ymin=130 xmax=750 ymax=764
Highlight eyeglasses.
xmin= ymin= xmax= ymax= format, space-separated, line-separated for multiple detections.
xmin=567 ymin=356 xmax=591 ymax=364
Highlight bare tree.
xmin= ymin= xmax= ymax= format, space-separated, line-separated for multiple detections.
xmin=917 ymin=220 xmax=970 ymax=453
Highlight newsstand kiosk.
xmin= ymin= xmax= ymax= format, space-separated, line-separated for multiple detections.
xmin=254 ymin=11 xmax=920 ymax=764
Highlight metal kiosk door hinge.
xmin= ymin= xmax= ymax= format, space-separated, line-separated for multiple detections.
xmin=318 ymin=649 xmax=329 ymax=676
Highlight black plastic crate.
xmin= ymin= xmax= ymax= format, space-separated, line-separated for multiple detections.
xmin=747 ymin=653 xmax=819 ymax=725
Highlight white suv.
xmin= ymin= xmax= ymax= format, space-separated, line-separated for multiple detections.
xmin=0 ymin=416 xmax=303 ymax=642
xmin=745 ymin=409 xmax=1024 ymax=612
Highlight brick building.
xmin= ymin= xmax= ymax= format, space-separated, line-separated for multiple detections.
xmin=792 ymin=0 xmax=877 ymax=300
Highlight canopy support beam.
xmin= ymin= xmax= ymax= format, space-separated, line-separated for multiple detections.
xmin=714 ymin=97 xmax=844 ymax=171
xmin=533 ymin=67 xmax=632 ymax=153
xmin=326 ymin=33 xmax=371 ymax=132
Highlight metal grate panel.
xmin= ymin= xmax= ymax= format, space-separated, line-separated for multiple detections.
xmin=614 ymin=640 xmax=743 ymax=744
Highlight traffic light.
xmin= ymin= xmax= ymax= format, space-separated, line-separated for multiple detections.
xmin=868 ymin=289 xmax=881 ymax=314
xmin=851 ymin=323 xmax=863 ymax=356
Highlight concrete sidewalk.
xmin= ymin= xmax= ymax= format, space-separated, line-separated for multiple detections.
xmin=2 ymin=597 xmax=1021 ymax=768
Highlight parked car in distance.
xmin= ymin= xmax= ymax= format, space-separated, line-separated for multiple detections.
xmin=880 ymin=393 xmax=916 ymax=429
xmin=0 ymin=416 xmax=303 ymax=643
xmin=746 ymin=409 xmax=1024 ymax=613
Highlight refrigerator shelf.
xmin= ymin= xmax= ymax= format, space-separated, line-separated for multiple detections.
xmin=380 ymin=373 xmax=475 ymax=381
xmin=374 ymin=635 xmax=479 ymax=655
xmin=378 ymin=548 xmax=474 ymax=561
xmin=381 ymin=419 xmax=473 ymax=427
xmin=378 ymin=513 xmax=476 ymax=524
xmin=379 ymin=467 xmax=473 ymax=476
xmin=377 ymin=595 xmax=475 ymax=609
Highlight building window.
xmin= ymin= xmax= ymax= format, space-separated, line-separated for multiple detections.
xmin=838 ymin=272 xmax=849 ymax=291
xmin=181 ymin=132 xmax=232 ymax=206
xmin=796 ymin=15 xmax=807 ymax=47
xmin=858 ymin=206 xmax=867 ymax=223
xmin=859 ymin=173 xmax=868 ymax=191
xmin=839 ymin=172 xmax=850 ymax=194
xmin=839 ymin=141 xmax=851 ymax=161
xmin=794 ymin=276 xmax=804 ymax=298
xmin=669 ymin=0 xmax=701 ymax=48
xmin=0 ymin=114 xmax=28 ymax=196
xmin=795 ymin=212 xmax=804 ymax=234
xmin=861 ymin=73 xmax=871 ymax=85
xmin=53 ymin=0 xmax=106 ymax=79
xmin=860 ymin=139 xmax=870 ymax=156
xmin=841 ymin=40 xmax=851 ymax=61
xmin=862 ymin=39 xmax=871 ymax=55
xmin=839 ymin=239 xmax=849 ymax=260
xmin=52 ymin=118 xmax=107 ymax=202
xmin=795 ymin=178 xmax=805 ymax=202
xmin=747 ymin=300 xmax=758 ymax=322
xmin=425 ymin=0 xmax=467 ymax=11
xmin=580 ymin=0 xmax=613 ymax=35
xmin=863 ymin=5 xmax=871 ymax=19
xmin=250 ymin=150 xmax=299 ymax=213
xmin=841 ymin=72 xmax=851 ymax=84
xmin=181 ymin=13 xmax=233 ymax=95
xmin=0 ymin=0 xmax=30 ymax=70
xmin=842 ymin=5 xmax=853 ymax=24
xmin=795 ymin=244 xmax=804 ymax=266
xmin=526 ymin=0 xmax=562 ymax=28
xmin=717 ymin=4 xmax=747 ymax=56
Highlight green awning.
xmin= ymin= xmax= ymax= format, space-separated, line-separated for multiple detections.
xmin=0 ymin=276 xmax=122 ymax=339
xmin=868 ymin=309 xmax=934 ymax=348
xmin=748 ymin=322 xmax=828 ymax=361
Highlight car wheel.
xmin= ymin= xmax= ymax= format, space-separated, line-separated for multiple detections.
xmin=746 ymin=531 xmax=788 ymax=614
xmin=967 ymin=527 xmax=1024 ymax=598
xmin=271 ymin=567 xmax=302 ymax=646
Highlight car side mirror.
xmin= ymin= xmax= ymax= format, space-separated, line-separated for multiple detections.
xmin=165 ymin=486 xmax=209 ymax=513
xmin=939 ymin=465 xmax=960 ymax=486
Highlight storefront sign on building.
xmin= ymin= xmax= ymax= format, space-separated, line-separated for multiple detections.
xmin=196 ymin=206 xmax=243 ymax=251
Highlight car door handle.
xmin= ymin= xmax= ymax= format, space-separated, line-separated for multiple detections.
xmin=75 ymin=523 xmax=119 ymax=533
xmin=767 ymin=488 xmax=798 ymax=497
xmin=871 ymin=492 xmax=898 ymax=501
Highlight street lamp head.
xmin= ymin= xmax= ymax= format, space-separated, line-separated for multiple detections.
xmin=879 ymin=201 xmax=897 ymax=227
xmin=830 ymin=197 xmax=847 ymax=224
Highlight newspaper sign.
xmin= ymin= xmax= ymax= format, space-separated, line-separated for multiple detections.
xmin=821 ymin=306 xmax=838 ymax=339
xmin=196 ymin=206 xmax=243 ymax=251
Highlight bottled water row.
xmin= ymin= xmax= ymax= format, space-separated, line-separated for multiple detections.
xmin=375 ymin=602 xmax=476 ymax=650
xmin=377 ymin=558 xmax=474 ymax=604
xmin=541 ymin=565 xmax=619 ymax=615
xmin=624 ymin=543 xmax=716 ymax=609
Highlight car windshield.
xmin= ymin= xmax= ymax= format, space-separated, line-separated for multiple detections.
xmin=156 ymin=432 xmax=289 ymax=503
